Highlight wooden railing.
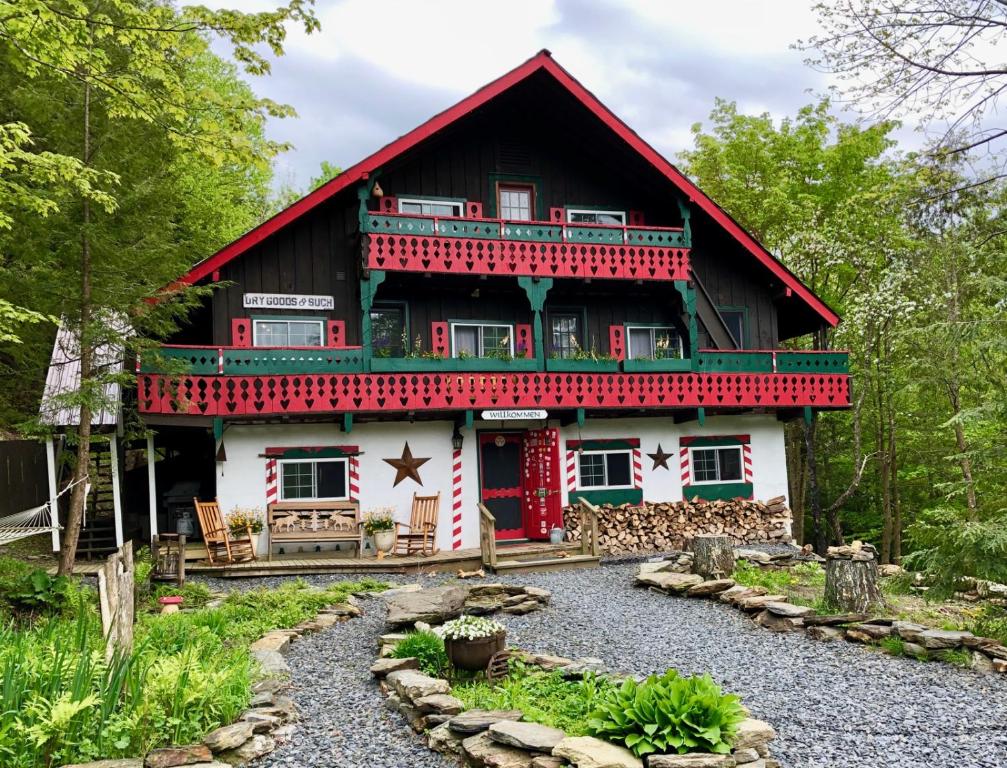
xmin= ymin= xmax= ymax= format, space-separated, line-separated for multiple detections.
xmin=577 ymin=497 xmax=601 ymax=557
xmin=478 ymin=503 xmax=497 ymax=568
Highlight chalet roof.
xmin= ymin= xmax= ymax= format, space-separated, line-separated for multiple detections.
xmin=39 ymin=320 xmax=123 ymax=428
xmin=177 ymin=50 xmax=839 ymax=328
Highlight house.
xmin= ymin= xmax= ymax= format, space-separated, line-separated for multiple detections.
xmin=136 ymin=51 xmax=849 ymax=555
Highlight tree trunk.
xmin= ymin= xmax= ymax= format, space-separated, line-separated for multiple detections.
xmin=692 ymin=534 xmax=735 ymax=579
xmin=824 ymin=557 xmax=884 ymax=613
xmin=785 ymin=424 xmax=806 ymax=545
xmin=58 ymin=75 xmax=93 ymax=576
xmin=805 ymin=412 xmax=826 ymax=555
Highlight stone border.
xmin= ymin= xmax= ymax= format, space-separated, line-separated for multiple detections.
xmin=371 ymin=617 xmax=780 ymax=767
xmin=635 ymin=561 xmax=1007 ymax=675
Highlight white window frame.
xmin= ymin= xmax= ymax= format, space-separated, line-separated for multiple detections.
xmin=576 ymin=449 xmax=635 ymax=490
xmin=626 ymin=325 xmax=684 ymax=360
xmin=277 ymin=457 xmax=350 ymax=501
xmin=397 ymin=197 xmax=465 ymax=217
xmin=566 ymin=208 xmax=627 ymax=225
xmin=688 ymin=445 xmax=744 ymax=485
xmin=252 ymin=318 xmax=325 ymax=348
xmin=497 ymin=185 xmax=534 ymax=221
xmin=449 ymin=322 xmax=515 ymax=358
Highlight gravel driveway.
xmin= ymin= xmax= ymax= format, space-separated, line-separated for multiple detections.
xmin=207 ymin=563 xmax=1007 ymax=768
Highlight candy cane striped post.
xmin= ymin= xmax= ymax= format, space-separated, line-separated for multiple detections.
xmin=349 ymin=455 xmax=360 ymax=501
xmin=451 ymin=447 xmax=463 ymax=550
xmin=265 ymin=458 xmax=278 ymax=505
xmin=565 ymin=450 xmax=577 ymax=496
xmin=679 ymin=446 xmax=690 ymax=487
xmin=632 ymin=447 xmax=643 ymax=490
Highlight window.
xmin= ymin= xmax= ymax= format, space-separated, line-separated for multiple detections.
xmin=371 ymin=303 xmax=406 ymax=357
xmin=567 ymin=209 xmax=626 ymax=225
xmin=627 ymin=326 xmax=683 ymax=360
xmin=253 ymin=319 xmax=324 ymax=347
xmin=549 ymin=312 xmax=583 ymax=359
xmin=690 ymin=446 xmax=743 ymax=484
xmin=719 ymin=307 xmax=747 ymax=348
xmin=577 ymin=450 xmax=633 ymax=489
xmin=279 ymin=458 xmax=348 ymax=500
xmin=397 ymin=198 xmax=464 ymax=217
xmin=498 ymin=184 xmax=533 ymax=221
xmin=451 ymin=322 xmax=514 ymax=358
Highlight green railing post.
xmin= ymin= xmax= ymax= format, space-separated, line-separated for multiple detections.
xmin=517 ymin=276 xmax=553 ymax=371
xmin=360 ymin=269 xmax=386 ymax=372
xmin=674 ymin=279 xmax=698 ymax=368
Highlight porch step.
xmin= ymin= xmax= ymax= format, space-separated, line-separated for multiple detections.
xmin=488 ymin=554 xmax=601 ymax=574
xmin=494 ymin=542 xmax=581 ymax=562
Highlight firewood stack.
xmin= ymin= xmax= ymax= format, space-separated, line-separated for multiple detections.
xmin=563 ymin=496 xmax=791 ymax=554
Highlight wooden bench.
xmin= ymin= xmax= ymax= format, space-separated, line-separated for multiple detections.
xmin=266 ymin=501 xmax=362 ymax=560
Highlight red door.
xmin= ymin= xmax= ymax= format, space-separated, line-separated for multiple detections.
xmin=521 ymin=428 xmax=563 ymax=540
xmin=479 ymin=432 xmax=525 ymax=540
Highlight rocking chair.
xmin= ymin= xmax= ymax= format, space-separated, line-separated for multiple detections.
xmin=193 ymin=498 xmax=256 ymax=565
xmin=394 ymin=492 xmax=441 ymax=556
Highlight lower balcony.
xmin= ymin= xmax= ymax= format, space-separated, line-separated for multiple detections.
xmin=137 ymin=370 xmax=851 ymax=417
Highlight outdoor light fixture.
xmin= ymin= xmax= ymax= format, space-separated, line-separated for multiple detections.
xmin=451 ymin=427 xmax=464 ymax=451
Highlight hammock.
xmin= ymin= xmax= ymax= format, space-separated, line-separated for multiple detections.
xmin=0 ymin=476 xmax=88 ymax=546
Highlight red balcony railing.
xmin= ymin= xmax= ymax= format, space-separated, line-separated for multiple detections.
xmin=363 ymin=212 xmax=690 ymax=281
xmin=138 ymin=371 xmax=850 ymax=417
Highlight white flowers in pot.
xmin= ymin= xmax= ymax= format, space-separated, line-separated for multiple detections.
xmin=437 ymin=615 xmax=505 ymax=641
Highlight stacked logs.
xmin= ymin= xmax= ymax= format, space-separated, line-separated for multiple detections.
xmin=563 ymin=496 xmax=791 ymax=554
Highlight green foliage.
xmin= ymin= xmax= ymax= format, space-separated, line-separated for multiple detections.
xmin=731 ymin=560 xmax=824 ymax=594
xmin=967 ymin=604 xmax=1007 ymax=646
xmin=150 ymin=582 xmax=212 ymax=611
xmin=453 ymin=665 xmax=612 ymax=736
xmin=879 ymin=636 xmax=905 ymax=656
xmin=392 ymin=631 xmax=449 ymax=678
xmin=904 ymin=508 xmax=1007 ymax=598
xmin=4 ymin=570 xmax=72 ymax=612
xmin=936 ymin=648 xmax=972 ymax=668
xmin=587 ymin=670 xmax=746 ymax=757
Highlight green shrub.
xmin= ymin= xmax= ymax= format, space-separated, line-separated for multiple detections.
xmin=3 ymin=570 xmax=73 ymax=613
xmin=968 ymin=604 xmax=1007 ymax=646
xmin=879 ymin=636 xmax=905 ymax=656
xmin=587 ymin=670 xmax=746 ymax=757
xmin=453 ymin=665 xmax=612 ymax=735
xmin=732 ymin=559 xmax=824 ymax=593
xmin=937 ymin=648 xmax=973 ymax=668
xmin=392 ymin=631 xmax=449 ymax=677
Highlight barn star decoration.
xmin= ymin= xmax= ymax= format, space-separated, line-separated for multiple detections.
xmin=383 ymin=442 xmax=431 ymax=486
xmin=647 ymin=443 xmax=672 ymax=471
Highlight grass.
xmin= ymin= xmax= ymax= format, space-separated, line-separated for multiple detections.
xmin=391 ymin=630 xmax=449 ymax=678
xmin=0 ymin=557 xmax=387 ymax=768
xmin=879 ymin=636 xmax=905 ymax=656
xmin=452 ymin=663 xmax=614 ymax=736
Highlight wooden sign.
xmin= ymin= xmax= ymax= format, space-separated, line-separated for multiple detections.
xmin=243 ymin=293 xmax=334 ymax=310
xmin=481 ymin=409 xmax=548 ymax=420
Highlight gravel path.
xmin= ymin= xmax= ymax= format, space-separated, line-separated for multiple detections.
xmin=205 ymin=564 xmax=1007 ymax=768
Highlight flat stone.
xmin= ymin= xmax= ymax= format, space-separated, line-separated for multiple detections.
xmin=735 ymin=548 xmax=772 ymax=564
xmin=731 ymin=719 xmax=777 ymax=750
xmin=144 ymin=745 xmax=212 ymax=768
xmin=241 ymin=711 xmax=282 ymax=732
xmin=489 ymin=720 xmax=566 ymax=752
xmin=552 ymin=735 xmax=642 ymax=768
xmin=754 ymin=610 xmax=803 ymax=632
xmin=559 ymin=657 xmax=608 ymax=679
xmin=719 ymin=585 xmax=763 ymax=603
xmin=502 ymin=599 xmax=544 ymax=615
xmin=993 ymin=658 xmax=1007 ymax=673
xmin=428 ymin=722 xmax=465 ymax=755
xmin=217 ymin=733 xmax=275 ymax=765
xmin=847 ymin=623 xmax=892 ymax=640
xmin=891 ymin=621 xmax=927 ymax=642
xmin=449 ymin=708 xmax=524 ymax=733
xmin=251 ymin=649 xmax=289 ymax=676
xmin=736 ymin=595 xmax=789 ymax=612
xmin=531 ymin=758 xmax=566 ymax=768
xmin=378 ymin=632 xmax=409 ymax=647
xmin=732 ymin=747 xmax=760 ymax=764
xmin=203 ymin=721 xmax=256 ymax=753
xmin=385 ymin=669 xmax=450 ymax=702
xmin=249 ymin=691 xmax=274 ymax=707
xmin=415 ymin=693 xmax=465 ymax=715
xmin=323 ymin=601 xmax=361 ymax=617
xmin=386 ymin=585 xmax=468 ymax=626
xmin=465 ymin=595 xmax=508 ymax=615
xmin=972 ymin=651 xmax=995 ymax=673
xmin=462 ymin=731 xmax=534 ymax=768
xmin=686 ymin=579 xmax=737 ymax=597
xmin=521 ymin=652 xmax=574 ymax=671
xmin=250 ymin=678 xmax=284 ymax=695
xmin=636 ymin=571 xmax=704 ymax=592
xmin=523 ymin=586 xmax=552 ymax=602
xmin=63 ymin=761 xmax=144 ymax=768
xmin=249 ymin=632 xmax=291 ymax=654
xmin=378 ymin=583 xmax=423 ymax=598
xmin=648 ymin=755 xmax=737 ymax=767
xmin=918 ymin=629 xmax=973 ymax=650
xmin=806 ymin=626 xmax=845 ymax=642
xmin=802 ymin=613 xmax=868 ymax=626
xmin=370 ymin=656 xmax=420 ymax=677
xmin=763 ymin=602 xmax=813 ymax=617
xmin=904 ymin=642 xmax=929 ymax=658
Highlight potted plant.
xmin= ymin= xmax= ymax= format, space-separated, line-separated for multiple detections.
xmin=438 ymin=615 xmax=506 ymax=671
xmin=363 ymin=507 xmax=396 ymax=555
xmin=227 ymin=506 xmax=264 ymax=555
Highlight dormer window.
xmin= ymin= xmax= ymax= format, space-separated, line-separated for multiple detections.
xmin=397 ymin=197 xmax=464 ymax=217
xmin=253 ymin=318 xmax=324 ymax=347
xmin=498 ymin=184 xmax=534 ymax=221
xmin=567 ymin=209 xmax=626 ymax=225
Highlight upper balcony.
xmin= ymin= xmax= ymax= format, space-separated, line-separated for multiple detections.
xmin=362 ymin=210 xmax=690 ymax=281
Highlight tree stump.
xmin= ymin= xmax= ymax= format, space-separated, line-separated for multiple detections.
xmin=692 ymin=534 xmax=735 ymax=579
xmin=824 ymin=557 xmax=884 ymax=613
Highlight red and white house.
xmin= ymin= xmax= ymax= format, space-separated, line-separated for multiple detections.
xmin=135 ymin=52 xmax=850 ymax=554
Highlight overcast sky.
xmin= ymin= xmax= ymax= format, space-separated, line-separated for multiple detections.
xmin=209 ymin=0 xmax=870 ymax=190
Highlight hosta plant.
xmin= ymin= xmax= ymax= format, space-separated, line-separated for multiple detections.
xmin=438 ymin=615 xmax=504 ymax=641
xmin=587 ymin=669 xmax=746 ymax=757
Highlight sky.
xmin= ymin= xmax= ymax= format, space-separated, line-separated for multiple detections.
xmin=206 ymin=0 xmax=867 ymax=191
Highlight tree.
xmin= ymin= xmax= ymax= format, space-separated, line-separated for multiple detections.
xmin=802 ymin=1 xmax=1007 ymax=185
xmin=270 ymin=159 xmax=342 ymax=212
xmin=0 ymin=0 xmax=318 ymax=573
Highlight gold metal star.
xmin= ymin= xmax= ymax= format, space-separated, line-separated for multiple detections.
xmin=648 ymin=443 xmax=672 ymax=471
xmin=383 ymin=442 xmax=431 ymax=487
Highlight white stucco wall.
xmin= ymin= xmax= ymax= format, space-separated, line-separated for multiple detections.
xmin=214 ymin=414 xmax=789 ymax=553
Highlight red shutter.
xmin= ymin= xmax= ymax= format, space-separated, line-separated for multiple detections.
xmin=514 ymin=324 xmax=533 ymax=358
xmin=327 ymin=320 xmax=346 ymax=348
xmin=378 ymin=196 xmax=397 ymax=213
xmin=231 ymin=318 xmax=251 ymax=348
xmin=609 ymin=325 xmax=626 ymax=361
xmin=549 ymin=207 xmax=566 ymax=223
xmin=431 ymin=322 xmax=450 ymax=356
xmin=466 ymin=201 xmax=483 ymax=218
xmin=629 ymin=210 xmax=645 ymax=225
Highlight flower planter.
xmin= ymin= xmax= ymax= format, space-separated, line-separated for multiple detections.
xmin=444 ymin=631 xmax=507 ymax=671
xmin=373 ymin=529 xmax=396 ymax=553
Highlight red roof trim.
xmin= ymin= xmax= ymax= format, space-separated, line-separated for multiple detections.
xmin=178 ymin=50 xmax=838 ymax=327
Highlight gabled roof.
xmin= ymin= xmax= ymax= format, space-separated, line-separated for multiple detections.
xmin=178 ymin=50 xmax=839 ymax=328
